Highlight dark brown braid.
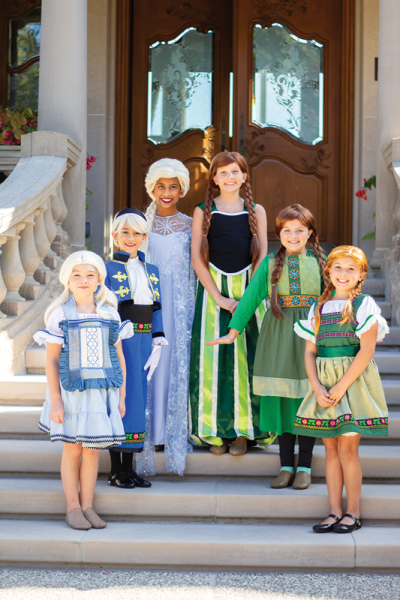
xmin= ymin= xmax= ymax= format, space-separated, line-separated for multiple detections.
xmin=270 ymin=245 xmax=287 ymax=319
xmin=311 ymin=235 xmax=328 ymax=289
xmin=200 ymin=180 xmax=217 ymax=268
xmin=243 ymin=180 xmax=260 ymax=268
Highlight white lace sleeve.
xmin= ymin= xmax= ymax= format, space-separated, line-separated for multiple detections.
xmin=294 ymin=304 xmax=316 ymax=344
xmin=355 ymin=296 xmax=389 ymax=341
xmin=33 ymin=306 xmax=65 ymax=346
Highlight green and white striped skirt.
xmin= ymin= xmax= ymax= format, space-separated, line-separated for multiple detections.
xmin=189 ymin=265 xmax=276 ymax=447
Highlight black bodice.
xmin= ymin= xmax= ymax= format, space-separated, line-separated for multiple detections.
xmin=207 ymin=211 xmax=252 ymax=274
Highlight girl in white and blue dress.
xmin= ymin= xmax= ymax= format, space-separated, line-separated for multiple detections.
xmin=34 ymin=251 xmax=133 ymax=531
xmin=137 ymin=159 xmax=196 ymax=477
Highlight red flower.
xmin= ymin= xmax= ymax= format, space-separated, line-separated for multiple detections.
xmin=133 ymin=433 xmax=139 ymax=439
xmin=86 ymin=155 xmax=97 ymax=171
xmin=316 ymin=420 xmax=322 ymax=426
xmin=366 ymin=419 xmax=373 ymax=426
xmin=329 ymin=420 xmax=336 ymax=427
xmin=138 ymin=323 xmax=144 ymax=330
xmin=344 ymin=414 xmax=351 ymax=421
xmin=380 ymin=418 xmax=386 ymax=424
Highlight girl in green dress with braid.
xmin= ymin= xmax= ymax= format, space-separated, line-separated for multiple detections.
xmin=207 ymin=204 xmax=327 ymax=489
xmin=190 ymin=151 xmax=273 ymax=456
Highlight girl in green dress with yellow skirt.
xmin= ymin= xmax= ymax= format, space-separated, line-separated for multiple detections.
xmin=207 ymin=205 xmax=327 ymax=489
xmin=293 ymin=246 xmax=388 ymax=533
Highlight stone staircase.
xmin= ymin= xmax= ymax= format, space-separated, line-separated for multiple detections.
xmin=0 ymin=277 xmax=400 ymax=570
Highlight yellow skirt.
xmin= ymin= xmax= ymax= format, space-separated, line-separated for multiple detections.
xmin=293 ymin=357 xmax=388 ymax=438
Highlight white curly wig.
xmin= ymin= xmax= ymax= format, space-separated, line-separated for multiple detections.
xmin=145 ymin=158 xmax=190 ymax=201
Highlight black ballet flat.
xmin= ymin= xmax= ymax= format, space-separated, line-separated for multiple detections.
xmin=333 ymin=513 xmax=362 ymax=533
xmin=313 ymin=514 xmax=342 ymax=533
xmin=127 ymin=470 xmax=152 ymax=488
xmin=108 ymin=471 xmax=135 ymax=489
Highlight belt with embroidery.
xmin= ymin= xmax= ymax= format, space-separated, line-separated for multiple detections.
xmin=278 ymin=295 xmax=319 ymax=308
xmin=118 ymin=301 xmax=153 ymax=332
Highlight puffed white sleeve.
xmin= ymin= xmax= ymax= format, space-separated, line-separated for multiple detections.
xmin=355 ymin=296 xmax=389 ymax=342
xmin=108 ymin=306 xmax=134 ymax=343
xmin=33 ymin=306 xmax=66 ymax=346
xmin=294 ymin=303 xmax=316 ymax=344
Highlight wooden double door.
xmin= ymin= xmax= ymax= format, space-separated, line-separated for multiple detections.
xmin=115 ymin=0 xmax=354 ymax=244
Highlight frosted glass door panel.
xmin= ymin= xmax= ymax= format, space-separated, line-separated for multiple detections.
xmin=148 ymin=28 xmax=213 ymax=144
xmin=252 ymin=23 xmax=323 ymax=145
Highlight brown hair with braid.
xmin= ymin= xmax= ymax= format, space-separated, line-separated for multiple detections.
xmin=200 ymin=152 xmax=260 ymax=268
xmin=313 ymin=245 xmax=368 ymax=335
xmin=270 ymin=204 xmax=328 ymax=320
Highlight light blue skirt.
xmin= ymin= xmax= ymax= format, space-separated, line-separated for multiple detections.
xmin=39 ymin=384 xmax=126 ymax=449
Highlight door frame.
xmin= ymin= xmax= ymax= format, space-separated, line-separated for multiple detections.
xmin=114 ymin=0 xmax=355 ymax=243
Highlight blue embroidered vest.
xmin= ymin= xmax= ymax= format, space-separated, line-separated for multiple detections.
xmin=58 ymin=298 xmax=123 ymax=392
xmin=105 ymin=250 xmax=165 ymax=338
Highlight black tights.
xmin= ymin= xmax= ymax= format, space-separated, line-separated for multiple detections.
xmin=109 ymin=450 xmax=134 ymax=474
xmin=278 ymin=432 xmax=315 ymax=469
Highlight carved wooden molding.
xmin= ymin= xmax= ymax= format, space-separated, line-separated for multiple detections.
xmin=246 ymin=129 xmax=330 ymax=174
xmin=253 ymin=0 xmax=308 ymax=20
xmin=7 ymin=0 xmax=41 ymax=18
xmin=166 ymin=0 xmax=214 ymax=31
xmin=300 ymin=148 xmax=331 ymax=173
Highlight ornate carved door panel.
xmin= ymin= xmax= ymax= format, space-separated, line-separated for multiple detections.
xmin=128 ymin=0 xmax=232 ymax=215
xmin=233 ymin=0 xmax=354 ymax=243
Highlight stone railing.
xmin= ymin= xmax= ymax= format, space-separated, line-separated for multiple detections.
xmin=0 ymin=131 xmax=80 ymax=375
xmin=373 ymin=137 xmax=400 ymax=325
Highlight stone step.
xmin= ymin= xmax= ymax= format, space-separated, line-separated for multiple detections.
xmin=1 ymin=440 xmax=399 ymax=479
xmin=381 ymin=326 xmax=400 ymax=346
xmin=362 ymin=278 xmax=385 ymax=297
xmin=25 ymin=344 xmax=45 ymax=375
xmin=374 ymin=351 xmax=400 ymax=374
xmin=1 ymin=376 xmax=399 ymax=408
xmin=1 ymin=519 xmax=399 ymax=569
xmin=0 ymin=375 xmax=47 ymax=404
xmin=1 ymin=478 xmax=399 ymax=522
xmin=376 ymin=300 xmax=391 ymax=320
xmin=2 ymin=406 xmax=399 ymax=439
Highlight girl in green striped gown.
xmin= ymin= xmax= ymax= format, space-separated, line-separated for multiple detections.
xmin=189 ymin=151 xmax=273 ymax=456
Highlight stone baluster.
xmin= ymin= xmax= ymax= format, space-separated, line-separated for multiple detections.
xmin=33 ymin=206 xmax=51 ymax=284
xmin=43 ymin=197 xmax=59 ymax=269
xmin=0 ymin=236 xmax=8 ymax=318
xmin=0 ymin=225 xmax=27 ymax=315
xmin=51 ymin=183 xmax=70 ymax=258
xmin=19 ymin=212 xmax=41 ymax=300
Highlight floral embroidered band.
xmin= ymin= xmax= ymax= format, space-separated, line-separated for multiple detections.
xmin=279 ymin=295 xmax=319 ymax=308
xmin=294 ymin=414 xmax=388 ymax=437
xmin=125 ymin=432 xmax=145 ymax=444
xmin=132 ymin=322 xmax=152 ymax=333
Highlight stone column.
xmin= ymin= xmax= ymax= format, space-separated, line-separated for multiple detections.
xmin=375 ymin=0 xmax=400 ymax=253
xmin=38 ymin=0 xmax=87 ymax=250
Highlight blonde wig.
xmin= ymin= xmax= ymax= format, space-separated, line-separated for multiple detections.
xmin=44 ymin=251 xmax=118 ymax=324
xmin=112 ymin=212 xmax=150 ymax=238
xmin=313 ymin=245 xmax=368 ymax=336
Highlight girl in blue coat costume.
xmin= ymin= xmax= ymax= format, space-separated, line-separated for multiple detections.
xmin=105 ymin=208 xmax=167 ymax=489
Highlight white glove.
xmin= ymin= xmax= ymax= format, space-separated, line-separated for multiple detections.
xmin=144 ymin=344 xmax=162 ymax=381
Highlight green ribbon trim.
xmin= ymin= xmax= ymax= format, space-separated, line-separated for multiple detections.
xmin=317 ymin=345 xmax=359 ymax=357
